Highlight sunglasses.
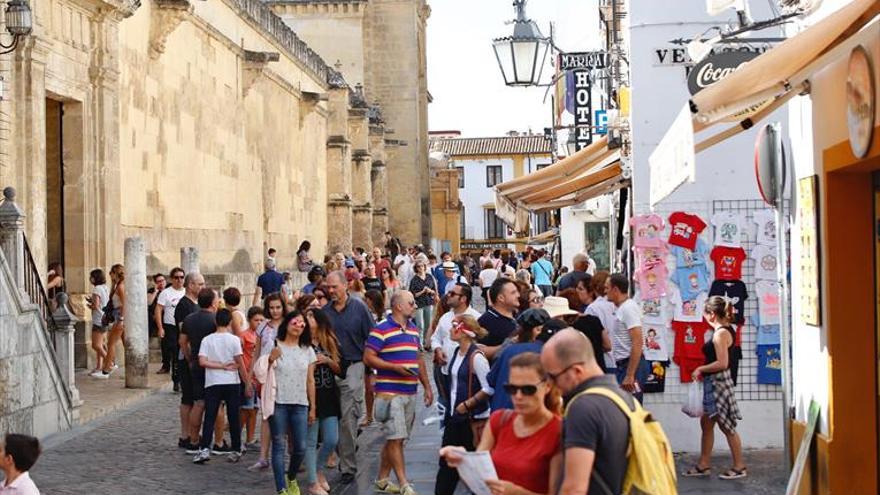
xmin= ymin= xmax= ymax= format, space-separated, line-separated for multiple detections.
xmin=172 ymin=275 xmax=184 ymax=280
xmin=529 ymin=296 xmax=543 ymax=303
xmin=502 ymin=383 xmax=542 ymax=396
xmin=546 ymin=362 xmax=584 ymax=382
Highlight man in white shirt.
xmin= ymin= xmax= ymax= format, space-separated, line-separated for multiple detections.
xmin=393 ymin=247 xmax=415 ymax=289
xmin=605 ymin=273 xmax=649 ymax=403
xmin=428 ymin=284 xmax=481 ymax=403
xmin=155 ymin=267 xmax=186 ymax=387
xmin=0 ymin=434 xmax=41 ymax=495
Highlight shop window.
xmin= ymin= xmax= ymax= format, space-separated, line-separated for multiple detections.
xmin=584 ymin=222 xmax=610 ymax=271
xmin=485 ymin=208 xmax=506 ymax=239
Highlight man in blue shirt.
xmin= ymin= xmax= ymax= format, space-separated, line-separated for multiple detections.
xmin=531 ymin=251 xmax=555 ymax=297
xmin=252 ymin=258 xmax=285 ymax=305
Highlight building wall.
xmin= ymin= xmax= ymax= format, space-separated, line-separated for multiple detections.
xmin=430 ymin=167 xmax=461 ymax=254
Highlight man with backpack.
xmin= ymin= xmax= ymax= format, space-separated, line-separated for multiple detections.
xmin=541 ymin=328 xmax=676 ymax=494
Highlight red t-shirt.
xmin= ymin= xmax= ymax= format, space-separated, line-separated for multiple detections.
xmin=667 ymin=212 xmax=707 ymax=250
xmin=710 ymin=246 xmax=747 ymax=280
xmin=672 ymin=320 xmax=711 ymax=362
xmin=489 ymin=411 xmax=561 ymax=494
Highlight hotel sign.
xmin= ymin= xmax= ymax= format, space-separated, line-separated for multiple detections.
xmin=559 ymin=51 xmax=610 ymax=71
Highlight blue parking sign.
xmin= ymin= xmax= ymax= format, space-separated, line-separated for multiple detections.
xmin=595 ymin=110 xmax=609 ymax=135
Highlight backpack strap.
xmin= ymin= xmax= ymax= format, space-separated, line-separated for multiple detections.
xmin=563 ymin=386 xmax=637 ymax=419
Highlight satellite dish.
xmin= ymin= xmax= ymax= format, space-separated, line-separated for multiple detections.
xmin=754 ymin=123 xmax=786 ymax=207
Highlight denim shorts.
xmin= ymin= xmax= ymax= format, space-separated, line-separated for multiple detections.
xmin=702 ymin=376 xmax=717 ymax=416
xmin=240 ymin=384 xmax=256 ymax=409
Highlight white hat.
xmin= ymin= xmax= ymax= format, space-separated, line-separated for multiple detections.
xmin=542 ymin=296 xmax=580 ymax=318
xmin=441 ymin=261 xmax=457 ymax=270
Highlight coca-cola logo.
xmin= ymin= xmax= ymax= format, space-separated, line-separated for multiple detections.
xmin=687 ymin=50 xmax=760 ymax=95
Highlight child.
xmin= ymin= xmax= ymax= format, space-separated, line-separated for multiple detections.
xmin=0 ymin=433 xmax=41 ymax=494
xmin=239 ymin=306 xmax=264 ymax=448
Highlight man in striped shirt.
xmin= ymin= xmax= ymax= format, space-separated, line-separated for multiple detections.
xmin=364 ymin=290 xmax=433 ymax=495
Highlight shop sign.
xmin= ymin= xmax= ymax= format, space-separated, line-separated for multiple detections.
xmin=649 ymin=103 xmax=695 ymax=206
xmin=573 ymin=71 xmax=593 ymax=151
xmin=687 ymin=50 xmax=760 ymax=95
xmin=846 ymin=45 xmax=875 ymax=159
xmin=461 ymin=241 xmax=509 ymax=251
xmin=559 ymin=51 xmax=610 ymax=70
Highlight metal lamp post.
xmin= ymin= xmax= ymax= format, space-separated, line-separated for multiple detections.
xmin=1 ymin=0 xmax=33 ymax=55
xmin=492 ymin=0 xmax=551 ymax=87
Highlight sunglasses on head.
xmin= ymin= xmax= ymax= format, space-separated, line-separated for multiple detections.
xmin=502 ymin=383 xmax=542 ymax=396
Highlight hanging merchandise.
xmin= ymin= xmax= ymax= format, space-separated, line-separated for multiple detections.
xmin=643 ymin=361 xmax=669 ymax=394
xmin=671 ymin=264 xmax=710 ymax=300
xmin=669 ymin=287 xmax=707 ymax=323
xmin=756 ymin=344 xmax=782 ymax=385
xmin=755 ymin=280 xmax=781 ymax=325
xmin=642 ymin=322 xmax=671 ymax=361
xmin=635 ymin=242 xmax=670 ymax=269
xmin=711 ymin=210 xmax=747 ymax=247
xmin=672 ymin=319 xmax=711 ymax=383
xmin=753 ymin=209 xmax=788 ymax=246
xmin=671 ymin=238 xmax=709 ymax=268
xmin=630 ymin=214 xmax=665 ymax=248
xmin=635 ymin=291 xmax=668 ymax=323
xmin=752 ymin=312 xmax=781 ymax=346
xmin=710 ymin=246 xmax=747 ymax=280
xmin=634 ymin=264 xmax=669 ymax=299
xmin=708 ymin=280 xmax=748 ymax=324
xmin=667 ymin=211 xmax=707 ymax=250
xmin=751 ymin=244 xmax=779 ymax=281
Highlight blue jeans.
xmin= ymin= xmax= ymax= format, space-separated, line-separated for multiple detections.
xmin=270 ymin=403 xmax=309 ymax=493
xmin=614 ymin=357 xmax=650 ymax=403
xmin=304 ymin=416 xmax=339 ymax=484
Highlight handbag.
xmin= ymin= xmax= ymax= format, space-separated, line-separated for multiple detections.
xmin=100 ymin=284 xmax=117 ymax=327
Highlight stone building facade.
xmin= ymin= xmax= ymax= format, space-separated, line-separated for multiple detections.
xmin=269 ymin=0 xmax=432 ymax=246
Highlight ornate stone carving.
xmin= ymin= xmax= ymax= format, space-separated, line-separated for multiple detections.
xmin=148 ymin=0 xmax=193 ymax=60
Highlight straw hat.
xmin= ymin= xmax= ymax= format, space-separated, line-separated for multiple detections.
xmin=542 ymin=296 xmax=580 ymax=318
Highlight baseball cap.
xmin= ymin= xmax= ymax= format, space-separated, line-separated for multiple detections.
xmin=344 ymin=259 xmax=355 ymax=268
xmin=537 ymin=318 xmax=569 ymax=342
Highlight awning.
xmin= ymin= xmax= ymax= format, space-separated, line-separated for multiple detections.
xmin=528 ymin=228 xmax=559 ymax=245
xmin=691 ymin=0 xmax=880 ymax=131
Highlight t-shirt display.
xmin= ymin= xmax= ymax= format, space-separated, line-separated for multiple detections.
xmin=756 ymin=344 xmax=782 ymax=385
xmin=753 ymin=209 xmax=788 ymax=246
xmin=634 ymin=264 xmax=668 ymax=299
xmin=636 ymin=243 xmax=670 ymax=270
xmin=709 ymin=280 xmax=748 ymax=324
xmin=711 ymin=211 xmax=746 ymax=247
xmin=671 ymin=238 xmax=709 ymax=268
xmin=756 ymin=324 xmax=781 ymax=346
xmin=671 ymin=320 xmax=711 ymax=361
xmin=755 ymin=280 xmax=781 ymax=325
xmin=630 ymin=214 xmax=665 ymax=248
xmin=670 ymin=265 xmax=709 ymax=301
xmin=710 ymin=246 xmax=747 ymax=281
xmin=667 ymin=212 xmax=707 ymax=250
xmin=668 ymin=288 xmax=707 ymax=323
xmin=642 ymin=322 xmax=670 ymax=361
xmin=642 ymin=361 xmax=668 ymax=393
xmin=635 ymin=292 xmax=667 ymax=323
xmin=751 ymin=244 xmax=778 ymax=281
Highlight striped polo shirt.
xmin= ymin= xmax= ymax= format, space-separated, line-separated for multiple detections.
xmin=366 ymin=318 xmax=421 ymax=395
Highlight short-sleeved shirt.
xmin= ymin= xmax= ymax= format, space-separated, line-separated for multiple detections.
xmin=490 ymin=411 xmax=562 ymax=495
xmin=239 ymin=328 xmax=258 ymax=372
xmin=199 ymin=332 xmax=243 ymax=388
xmin=563 ymin=375 xmax=632 ymax=495
xmin=556 ymin=270 xmax=589 ymax=293
xmin=257 ymin=270 xmax=285 ymax=297
xmin=365 ymin=318 xmax=421 ymax=395
xmin=174 ymin=296 xmax=199 ymax=329
xmin=91 ymin=284 xmax=110 ymax=327
xmin=182 ymin=310 xmax=217 ymax=363
xmin=157 ymin=287 xmax=186 ymax=326
xmin=477 ymin=308 xmax=517 ymax=348
xmin=409 ymin=275 xmax=437 ymax=309
xmin=530 ymin=258 xmax=554 ymax=286
xmin=324 ymin=298 xmax=376 ymax=362
xmin=275 ymin=343 xmax=317 ymax=405
xmin=611 ymin=299 xmax=641 ymax=362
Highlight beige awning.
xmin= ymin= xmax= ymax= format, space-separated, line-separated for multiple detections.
xmin=691 ymin=0 xmax=880 ymax=128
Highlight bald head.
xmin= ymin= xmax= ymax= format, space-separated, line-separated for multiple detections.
xmin=545 ymin=328 xmax=596 ymax=367
xmin=390 ymin=290 xmax=416 ymax=320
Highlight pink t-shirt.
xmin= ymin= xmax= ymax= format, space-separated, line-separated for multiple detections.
xmin=636 ymin=242 xmax=670 ymax=270
xmin=635 ymin=264 xmax=669 ymax=299
xmin=630 ymin=214 xmax=665 ymax=248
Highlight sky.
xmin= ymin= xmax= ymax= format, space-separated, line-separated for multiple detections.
xmin=427 ymin=0 xmax=599 ymax=138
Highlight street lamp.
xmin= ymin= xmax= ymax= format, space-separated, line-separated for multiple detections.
xmin=565 ymin=130 xmax=578 ymax=157
xmin=1 ymin=0 xmax=33 ymax=55
xmin=492 ymin=0 xmax=550 ymax=87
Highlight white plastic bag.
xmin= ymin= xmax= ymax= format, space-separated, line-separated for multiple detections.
xmin=681 ymin=381 xmax=704 ymax=418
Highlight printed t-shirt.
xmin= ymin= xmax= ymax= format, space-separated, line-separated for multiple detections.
xmin=256 ymin=320 xmax=279 ymax=357
xmin=751 ymin=244 xmax=778 ymax=281
xmin=671 ymin=238 xmax=709 ymax=268
xmin=635 ymin=243 xmax=669 ymax=270
xmin=756 ymin=324 xmax=781 ymax=346
xmin=753 ymin=209 xmax=788 ymax=246
xmin=755 ymin=280 xmax=781 ymax=325
xmin=711 ymin=211 xmax=746 ymax=247
xmin=630 ymin=214 xmax=665 ymax=248
xmin=489 ymin=411 xmax=562 ymax=495
xmin=275 ymin=344 xmax=317 ymax=405
xmin=366 ymin=319 xmax=421 ymax=395
xmin=313 ymin=344 xmax=342 ymax=418
xmin=611 ymin=299 xmax=641 ymax=362
xmin=709 ymin=280 xmax=748 ymax=324
xmin=634 ymin=264 xmax=668 ymax=299
xmin=157 ymin=287 xmax=186 ymax=326
xmin=199 ymin=332 xmax=243 ymax=388
xmin=671 ymin=264 xmax=709 ymax=301
xmin=672 ymin=320 xmax=711 ymax=384
xmin=669 ymin=287 xmax=707 ymax=323
xmin=710 ymin=246 xmax=747 ymax=280
xmin=756 ymin=345 xmax=782 ymax=385
xmin=635 ymin=292 xmax=667 ymax=324
xmin=667 ymin=212 xmax=707 ymax=250
xmin=641 ymin=322 xmax=670 ymax=361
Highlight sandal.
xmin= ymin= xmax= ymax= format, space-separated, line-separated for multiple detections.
xmin=682 ymin=465 xmax=711 ymax=477
xmin=719 ymin=467 xmax=748 ymax=480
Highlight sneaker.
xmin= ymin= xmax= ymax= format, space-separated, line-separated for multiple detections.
xmin=93 ymin=371 xmax=110 ymax=379
xmin=228 ymin=451 xmax=242 ymax=463
xmin=88 ymin=370 xmax=102 ymax=378
xmin=399 ymin=484 xmax=418 ymax=495
xmin=374 ymin=478 xmax=401 ymax=493
xmin=185 ymin=443 xmax=202 ymax=455
xmin=192 ymin=448 xmax=211 ymax=464
xmin=212 ymin=441 xmax=232 ymax=455
xmin=286 ymin=481 xmax=301 ymax=495
xmin=247 ymin=459 xmax=270 ymax=472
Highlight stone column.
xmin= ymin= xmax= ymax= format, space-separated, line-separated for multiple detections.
xmin=0 ymin=187 xmax=26 ymax=291
xmin=124 ymin=237 xmax=149 ymax=388
xmin=51 ymin=293 xmax=82 ymax=406
xmin=180 ymin=247 xmax=200 ymax=274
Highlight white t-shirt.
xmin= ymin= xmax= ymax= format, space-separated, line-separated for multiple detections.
xmin=711 ymin=211 xmax=746 ymax=247
xmin=479 ymin=268 xmax=499 ymax=288
xmin=157 ymin=286 xmax=186 ymax=326
xmin=669 ymin=287 xmax=708 ymax=323
xmin=91 ymin=284 xmax=110 ymax=326
xmin=751 ymin=244 xmax=778 ymax=281
xmin=256 ymin=320 xmax=279 ymax=357
xmin=431 ymin=307 xmax=482 ymax=374
xmin=199 ymin=332 xmax=243 ymax=388
xmin=395 ymin=254 xmax=414 ymax=287
xmin=611 ymin=299 xmax=642 ymax=362
xmin=753 ymin=209 xmax=788 ymax=246
xmin=585 ymin=296 xmax=617 ymax=369
xmin=274 ymin=343 xmax=317 ymax=405
xmin=448 ymin=349 xmax=491 ymax=420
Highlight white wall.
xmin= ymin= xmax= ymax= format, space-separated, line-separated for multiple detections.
xmin=560 ymin=196 xmax=614 ymax=268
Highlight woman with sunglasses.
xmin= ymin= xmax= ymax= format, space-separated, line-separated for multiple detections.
xmin=440 ymin=352 xmax=562 ymax=495
xmin=436 ymin=316 xmax=492 ymax=495
xmin=311 ymin=286 xmax=329 ymax=308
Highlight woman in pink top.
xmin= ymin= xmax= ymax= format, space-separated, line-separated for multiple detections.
xmin=440 ymin=352 xmax=563 ymax=495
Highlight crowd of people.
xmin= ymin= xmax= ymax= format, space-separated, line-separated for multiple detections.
xmin=25 ymin=232 xmax=747 ymax=495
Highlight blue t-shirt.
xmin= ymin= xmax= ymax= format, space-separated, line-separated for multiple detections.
xmin=756 ymin=344 xmax=781 ymax=385
xmin=531 ymin=259 xmax=554 ymax=286
xmin=671 ymin=265 xmax=709 ymax=301
xmin=670 ymin=238 xmax=709 ymax=268
xmin=756 ymin=325 xmax=780 ymax=346
xmin=257 ymin=270 xmax=285 ymax=296
xmin=302 ymin=283 xmax=316 ymax=295
xmin=486 ymin=341 xmax=544 ymax=410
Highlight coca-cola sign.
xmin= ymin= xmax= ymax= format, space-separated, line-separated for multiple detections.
xmin=687 ymin=50 xmax=760 ymax=95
